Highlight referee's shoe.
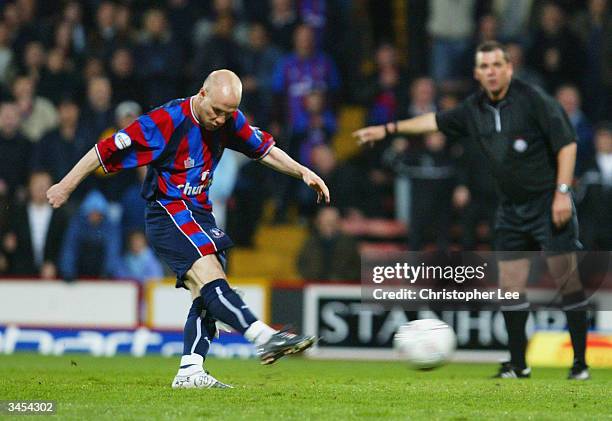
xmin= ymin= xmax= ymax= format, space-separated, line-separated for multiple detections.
xmin=568 ymin=361 xmax=590 ymax=380
xmin=493 ymin=361 xmax=532 ymax=378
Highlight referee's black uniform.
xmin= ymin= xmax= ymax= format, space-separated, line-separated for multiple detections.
xmin=435 ymin=78 xmax=587 ymax=376
xmin=435 ymin=78 xmax=581 ymax=253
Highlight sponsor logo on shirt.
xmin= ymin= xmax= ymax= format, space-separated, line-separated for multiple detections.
xmin=177 ymin=169 xmax=212 ymax=196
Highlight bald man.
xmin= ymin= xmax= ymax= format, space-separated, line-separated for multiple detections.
xmin=47 ymin=70 xmax=330 ymax=389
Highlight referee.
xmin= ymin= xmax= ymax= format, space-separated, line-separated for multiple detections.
xmin=354 ymin=41 xmax=589 ymax=380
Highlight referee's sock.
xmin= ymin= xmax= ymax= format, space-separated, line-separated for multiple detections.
xmin=179 ymin=297 xmax=211 ymax=376
xmin=562 ymin=291 xmax=589 ymax=368
xmin=501 ymin=294 xmax=530 ymax=369
xmin=200 ymin=278 xmax=276 ymax=345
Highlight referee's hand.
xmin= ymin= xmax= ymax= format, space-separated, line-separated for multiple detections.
xmin=352 ymin=125 xmax=386 ymax=146
xmin=552 ymin=192 xmax=572 ymax=229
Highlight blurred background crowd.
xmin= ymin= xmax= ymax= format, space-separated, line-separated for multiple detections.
xmin=0 ymin=0 xmax=609 ymax=283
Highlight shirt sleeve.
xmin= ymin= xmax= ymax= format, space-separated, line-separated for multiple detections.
xmin=532 ymin=87 xmax=577 ymax=153
xmin=435 ymin=102 xmax=470 ymax=139
xmin=225 ymin=109 xmax=276 ymax=160
xmin=94 ymin=107 xmax=177 ymax=173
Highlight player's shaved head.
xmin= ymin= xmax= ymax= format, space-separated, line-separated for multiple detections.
xmin=194 ymin=69 xmax=242 ymax=130
xmin=203 ymin=69 xmax=242 ymax=106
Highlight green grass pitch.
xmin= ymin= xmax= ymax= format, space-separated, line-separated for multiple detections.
xmin=1 ymin=354 xmax=611 ymax=420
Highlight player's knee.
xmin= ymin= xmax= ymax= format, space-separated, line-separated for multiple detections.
xmin=185 ymin=255 xmax=226 ymax=289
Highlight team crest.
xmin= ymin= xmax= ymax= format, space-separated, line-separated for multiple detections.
xmin=209 ymin=228 xmax=225 ymax=238
xmin=513 ymin=138 xmax=527 ymax=153
xmin=184 ymin=157 xmax=195 ymax=168
xmin=114 ymin=132 xmax=132 ymax=150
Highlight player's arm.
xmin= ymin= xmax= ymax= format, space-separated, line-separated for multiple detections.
xmin=352 ymin=112 xmax=438 ymax=146
xmin=46 ymin=147 xmax=100 ymax=208
xmin=260 ymin=146 xmax=330 ymax=204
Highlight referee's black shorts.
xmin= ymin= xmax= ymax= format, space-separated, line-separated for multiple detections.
xmin=494 ymin=191 xmax=582 ymax=260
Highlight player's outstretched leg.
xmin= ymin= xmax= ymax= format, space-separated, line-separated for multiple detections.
xmin=563 ymin=291 xmax=590 ymax=380
xmin=200 ymin=278 xmax=316 ymax=364
xmin=172 ymin=297 xmax=232 ymax=389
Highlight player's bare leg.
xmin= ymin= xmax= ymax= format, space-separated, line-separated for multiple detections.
xmin=547 ymin=252 xmax=590 ymax=380
xmin=496 ymin=258 xmax=532 ymax=378
xmin=186 ymin=255 xmax=316 ymax=365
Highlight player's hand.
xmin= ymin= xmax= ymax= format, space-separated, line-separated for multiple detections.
xmin=47 ymin=183 xmax=71 ymax=209
xmin=352 ymin=125 xmax=386 ymax=146
xmin=552 ymin=192 xmax=572 ymax=228
xmin=302 ymin=170 xmax=330 ymax=204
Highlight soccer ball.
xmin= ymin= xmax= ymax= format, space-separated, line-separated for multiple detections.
xmin=393 ymin=319 xmax=457 ymax=369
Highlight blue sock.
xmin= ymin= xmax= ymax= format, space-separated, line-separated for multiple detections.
xmin=200 ymin=279 xmax=257 ymax=334
xmin=182 ymin=297 xmax=211 ymax=359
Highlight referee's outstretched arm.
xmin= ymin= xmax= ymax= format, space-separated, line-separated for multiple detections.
xmin=352 ymin=113 xmax=438 ymax=146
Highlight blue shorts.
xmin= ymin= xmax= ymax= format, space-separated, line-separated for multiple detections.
xmin=145 ymin=200 xmax=234 ymax=289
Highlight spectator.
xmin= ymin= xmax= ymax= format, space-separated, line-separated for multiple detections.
xmin=506 ymin=42 xmax=545 ymax=88
xmin=576 ymin=122 xmax=612 ymax=250
xmin=20 ymin=40 xmax=46 ymax=81
xmin=134 ymin=8 xmax=182 ymax=106
xmin=0 ymin=21 xmax=17 ymax=89
xmin=404 ymin=77 xmax=437 ymax=118
xmin=109 ymin=48 xmax=144 ymax=107
xmin=266 ymin=0 xmax=301 ymax=52
xmin=192 ymin=0 xmax=249 ymax=47
xmin=361 ymin=44 xmax=410 ymax=125
xmin=31 ymin=98 xmax=88 ymax=186
xmin=555 ymin=85 xmax=594 ymax=173
xmin=527 ymin=2 xmax=585 ymax=92
xmin=118 ymin=230 xmax=164 ymax=283
xmin=240 ymin=22 xmax=283 ymax=127
xmin=37 ymin=48 xmax=80 ymax=104
xmin=61 ymin=1 xmax=87 ymax=57
xmin=80 ymin=76 xmax=114 ymax=144
xmin=59 ymin=189 xmax=122 ymax=281
xmin=120 ymin=166 xmax=147 ymax=236
xmin=491 ymin=0 xmax=533 ymax=41
xmin=12 ymin=75 xmax=59 ymax=143
xmin=427 ymin=0 xmax=475 ymax=82
xmin=272 ymin=24 xmax=340 ymax=133
xmin=304 ymin=144 xmax=360 ymax=217
xmin=89 ymin=1 xmax=119 ymax=59
xmin=297 ymin=207 xmax=360 ymax=281
xmin=2 ymin=171 xmax=67 ymax=277
xmin=0 ymin=102 xmax=31 ymax=199
xmin=192 ymin=14 xmax=244 ymax=92
xmin=572 ymin=0 xmax=612 ymax=121
xmin=276 ymin=90 xmax=336 ymax=220
xmin=383 ymin=133 xmax=456 ymax=250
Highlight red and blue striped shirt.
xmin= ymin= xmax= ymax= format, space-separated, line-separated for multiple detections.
xmin=95 ymin=96 xmax=275 ymax=211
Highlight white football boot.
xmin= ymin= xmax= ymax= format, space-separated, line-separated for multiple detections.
xmin=171 ymin=370 xmax=232 ymax=389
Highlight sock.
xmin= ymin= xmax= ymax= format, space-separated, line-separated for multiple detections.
xmin=563 ymin=291 xmax=589 ymax=368
xmin=244 ymin=320 xmax=277 ymax=346
xmin=178 ymin=297 xmax=211 ymax=375
xmin=200 ymin=279 xmax=258 ymax=334
xmin=501 ymin=293 xmax=530 ymax=369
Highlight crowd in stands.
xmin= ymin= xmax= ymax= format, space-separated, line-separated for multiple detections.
xmin=0 ymin=0 xmax=609 ymax=282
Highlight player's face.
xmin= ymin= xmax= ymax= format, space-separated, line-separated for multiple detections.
xmin=198 ymin=89 xmax=238 ymax=131
xmin=474 ymin=50 xmax=513 ymax=98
